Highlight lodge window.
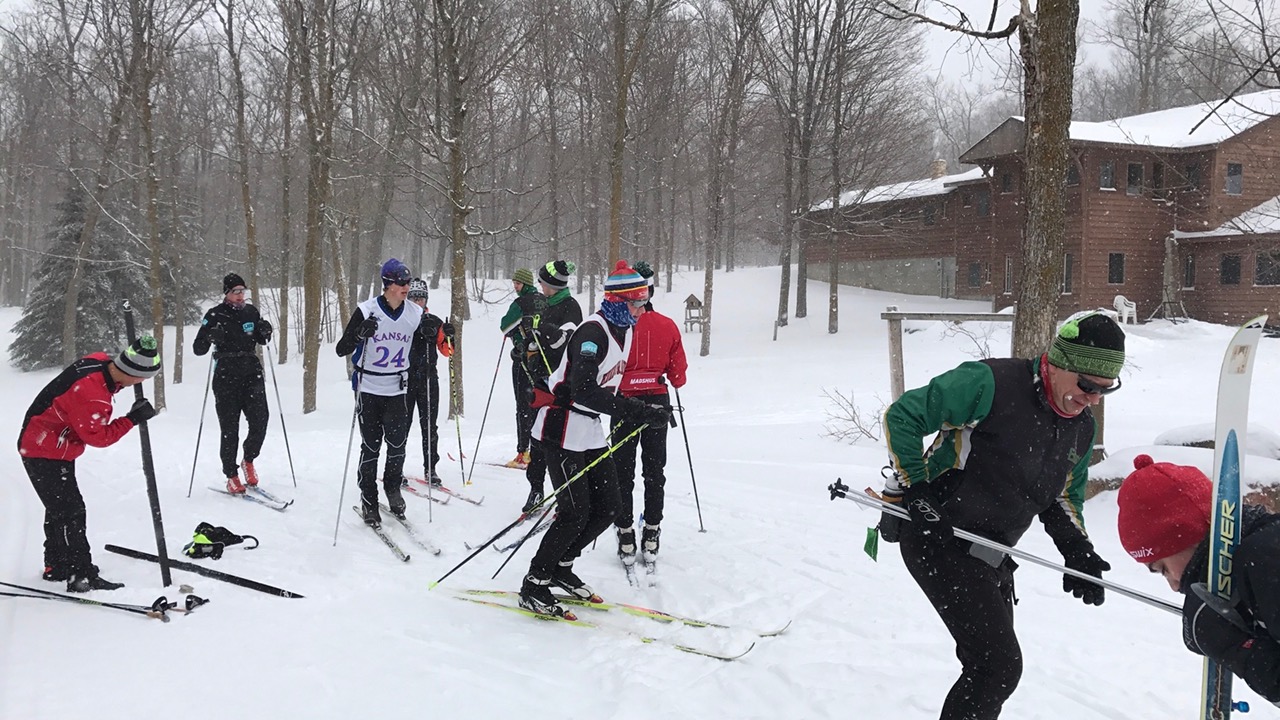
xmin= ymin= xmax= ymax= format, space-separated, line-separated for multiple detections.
xmin=923 ymin=204 xmax=936 ymax=226
xmin=1062 ymin=253 xmax=1074 ymax=294
xmin=1107 ymin=253 xmax=1125 ymax=284
xmin=1256 ymin=251 xmax=1280 ymax=286
xmin=1185 ymin=163 xmax=1202 ymax=191
xmin=1004 ymin=256 xmax=1014 ymax=293
xmin=1152 ymin=163 xmax=1165 ymax=192
xmin=1227 ymin=163 xmax=1243 ymax=195
xmin=968 ymin=262 xmax=983 ymax=288
xmin=1221 ymin=254 xmax=1241 ymax=285
xmin=1127 ymin=163 xmax=1144 ymax=195
xmin=1100 ymin=160 xmax=1116 ymax=190
xmin=976 ymin=190 xmax=991 ymax=217
xmin=1066 ymin=162 xmax=1081 ymax=187
xmin=1001 ymin=173 xmax=1013 ymax=194
xmin=1182 ymin=254 xmax=1195 ymax=289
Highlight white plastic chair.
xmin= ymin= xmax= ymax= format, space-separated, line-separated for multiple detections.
xmin=1114 ymin=295 xmax=1137 ymax=325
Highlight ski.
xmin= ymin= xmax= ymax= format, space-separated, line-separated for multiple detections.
xmin=1201 ymin=314 xmax=1266 ymax=720
xmin=208 ymin=486 xmax=290 ymax=512
xmin=461 ymin=589 xmax=791 ymax=637
xmin=451 ymin=593 xmax=754 ymax=661
xmin=104 ymin=544 xmax=305 ymax=598
xmin=403 ymin=483 xmax=451 ymax=504
xmin=494 ymin=517 xmax=552 ymax=553
xmin=622 ymin=558 xmax=639 ymax=587
xmin=378 ymin=503 xmax=442 ymax=556
xmin=352 ymin=506 xmax=411 ymax=562
xmin=406 ymin=476 xmax=484 ymax=505
xmin=247 ymin=486 xmax=294 ymax=508
xmin=642 ymin=558 xmax=658 ymax=588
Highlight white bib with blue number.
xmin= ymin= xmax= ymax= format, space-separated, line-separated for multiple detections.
xmin=354 ymin=297 xmax=422 ymax=396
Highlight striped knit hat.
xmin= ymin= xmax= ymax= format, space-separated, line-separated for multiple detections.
xmin=538 ymin=260 xmax=575 ymax=289
xmin=1048 ymin=311 xmax=1126 ymax=379
xmin=604 ymin=260 xmax=649 ymax=302
xmin=512 ymin=268 xmax=536 ymax=286
xmin=115 ymin=335 xmax=162 ymax=379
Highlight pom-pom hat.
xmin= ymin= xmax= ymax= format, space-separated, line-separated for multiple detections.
xmin=115 ymin=335 xmax=162 ymax=379
xmin=538 ymin=260 xmax=575 ymax=289
xmin=1048 ymin=311 xmax=1126 ymax=379
xmin=1116 ymin=454 xmax=1213 ymax=563
xmin=603 ymin=260 xmax=649 ymax=302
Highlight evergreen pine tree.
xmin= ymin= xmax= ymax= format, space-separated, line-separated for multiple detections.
xmin=9 ymin=185 xmax=149 ymax=370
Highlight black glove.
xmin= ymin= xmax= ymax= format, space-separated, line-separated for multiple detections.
xmin=257 ymin=320 xmax=273 ymax=343
xmin=442 ymin=321 xmax=455 ymax=340
xmin=357 ymin=316 xmax=379 ymax=340
xmin=1186 ymin=583 xmax=1253 ymax=660
xmin=905 ymin=482 xmax=952 ymax=542
xmin=126 ymin=398 xmax=157 ymax=425
xmin=1062 ymin=545 xmax=1111 ymax=606
xmin=627 ymin=399 xmax=670 ymax=427
xmin=209 ymin=325 xmax=230 ymax=347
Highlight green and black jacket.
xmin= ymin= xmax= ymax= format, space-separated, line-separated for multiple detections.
xmin=884 ymin=356 xmax=1096 ymax=550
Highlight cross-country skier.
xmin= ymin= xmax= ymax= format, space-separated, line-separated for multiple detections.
xmin=519 ymin=261 xmax=671 ymax=618
xmin=1116 ymin=455 xmax=1280 ymax=705
xmin=19 ymin=336 xmax=161 ymax=592
xmin=876 ymin=310 xmax=1124 ymax=719
xmin=612 ymin=260 xmax=686 ymax=568
xmin=336 ymin=258 xmax=423 ymax=528
xmin=192 ymin=272 xmax=273 ymax=493
xmin=405 ymin=278 xmax=453 ymax=485
xmin=521 ymin=259 xmax=583 ymax=513
xmin=498 ymin=268 xmax=547 ymax=470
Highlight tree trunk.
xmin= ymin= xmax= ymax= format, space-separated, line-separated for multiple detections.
xmin=222 ymin=0 xmax=261 ymax=308
xmin=136 ymin=64 xmax=167 ymax=409
xmin=278 ymin=52 xmax=294 ymax=365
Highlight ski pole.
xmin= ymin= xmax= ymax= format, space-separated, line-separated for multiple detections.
xmin=333 ymin=337 xmax=372 ymax=546
xmin=430 ymin=423 xmax=647 ymax=589
xmin=121 ymin=301 xmax=172 ymax=587
xmin=422 ymin=389 xmax=433 ymax=524
xmin=491 ymin=500 xmax=556 ymax=580
xmin=0 ymin=580 xmax=170 ymax=621
xmin=465 ymin=336 xmax=508 ymax=485
xmin=186 ymin=356 xmax=215 ymax=498
xmin=828 ymin=479 xmax=1181 ymax=615
xmin=264 ymin=344 xmax=298 ymax=488
xmin=445 ymin=323 xmax=468 ymax=484
xmin=674 ymin=386 xmax=705 ymax=532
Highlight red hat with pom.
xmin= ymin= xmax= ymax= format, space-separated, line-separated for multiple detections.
xmin=1116 ymin=454 xmax=1213 ymax=563
xmin=603 ymin=260 xmax=649 ymax=302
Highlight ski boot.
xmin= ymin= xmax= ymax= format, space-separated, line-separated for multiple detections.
xmin=616 ymin=526 xmax=637 ymax=567
xmin=551 ymin=561 xmax=602 ymax=603
xmin=521 ymin=487 xmax=544 ymax=514
xmin=385 ymin=482 xmax=407 ymax=520
xmin=67 ymin=566 xmax=124 ymax=593
xmin=226 ymin=472 xmax=246 ymax=494
xmin=642 ymin=523 xmax=661 ymax=564
xmin=427 ymin=469 xmax=443 ymax=487
xmin=42 ymin=566 xmax=70 ymax=582
xmin=504 ymin=451 xmax=531 ymax=470
xmin=242 ymin=461 xmax=260 ymax=487
xmin=519 ymin=572 xmax=574 ymax=619
xmin=360 ymin=497 xmax=382 ymax=528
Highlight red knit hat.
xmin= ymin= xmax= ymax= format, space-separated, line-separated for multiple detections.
xmin=1116 ymin=454 xmax=1213 ymax=563
xmin=603 ymin=260 xmax=649 ymax=302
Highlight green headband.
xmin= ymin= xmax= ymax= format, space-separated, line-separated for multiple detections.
xmin=1047 ymin=313 xmax=1125 ymax=379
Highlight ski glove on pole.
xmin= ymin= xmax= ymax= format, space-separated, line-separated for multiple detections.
xmin=126 ymin=398 xmax=157 ymax=425
xmin=357 ymin=316 xmax=379 ymax=340
xmin=878 ymin=470 xmax=906 ymax=543
xmin=1061 ymin=545 xmax=1110 ymax=606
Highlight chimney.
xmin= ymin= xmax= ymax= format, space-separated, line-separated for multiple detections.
xmin=930 ymin=159 xmax=948 ymax=180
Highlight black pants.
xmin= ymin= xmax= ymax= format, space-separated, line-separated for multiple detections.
xmin=23 ymin=458 xmax=93 ymax=575
xmin=613 ymin=392 xmax=670 ymax=528
xmin=526 ymin=438 xmax=547 ymax=491
xmin=529 ymin=445 xmax=621 ymax=576
xmin=356 ymin=392 xmax=411 ymax=504
xmin=408 ymin=373 xmax=441 ymax=474
xmin=213 ymin=367 xmax=269 ymax=478
xmin=512 ymin=361 xmax=535 ymax=453
xmin=901 ymin=524 xmax=1021 ymax=720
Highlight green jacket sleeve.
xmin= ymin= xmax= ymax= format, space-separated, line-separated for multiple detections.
xmin=499 ymin=300 xmax=523 ymax=335
xmin=884 ymin=361 xmax=996 ymax=486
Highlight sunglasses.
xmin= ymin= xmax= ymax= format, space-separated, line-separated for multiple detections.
xmin=626 ymin=298 xmax=648 ymax=308
xmin=227 ymin=288 xmax=247 ymax=295
xmin=1076 ymin=374 xmax=1121 ymax=396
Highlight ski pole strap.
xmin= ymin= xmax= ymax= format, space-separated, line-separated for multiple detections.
xmin=828 ymin=479 xmax=1182 ymax=616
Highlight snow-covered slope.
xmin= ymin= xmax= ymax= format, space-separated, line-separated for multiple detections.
xmin=1 ymin=268 xmax=1274 ymax=719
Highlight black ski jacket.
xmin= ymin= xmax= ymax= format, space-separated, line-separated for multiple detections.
xmin=1180 ymin=505 xmax=1280 ymax=703
xmin=193 ymin=302 xmax=269 ymax=376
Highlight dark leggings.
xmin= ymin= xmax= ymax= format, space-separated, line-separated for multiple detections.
xmin=612 ymin=393 xmax=670 ymax=527
xmin=356 ymin=392 xmax=411 ymax=503
xmin=213 ymin=368 xmax=269 ymax=478
xmin=528 ymin=445 xmax=621 ymax=575
xmin=900 ymin=525 xmax=1022 ymax=720
xmin=23 ymin=458 xmax=93 ymax=575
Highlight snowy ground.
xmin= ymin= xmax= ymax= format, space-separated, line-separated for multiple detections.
xmin=1 ymin=267 xmax=1276 ymax=719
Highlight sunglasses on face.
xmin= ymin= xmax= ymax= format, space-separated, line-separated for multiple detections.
xmin=1076 ymin=374 xmax=1121 ymax=396
xmin=227 ymin=288 xmax=247 ymax=295
xmin=626 ymin=298 xmax=648 ymax=308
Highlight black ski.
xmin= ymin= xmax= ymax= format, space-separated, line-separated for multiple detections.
xmin=352 ymin=506 xmax=411 ymax=562
xmin=104 ymin=544 xmax=304 ymax=598
xmin=376 ymin=503 xmax=441 ymax=556
xmin=208 ymin=486 xmax=291 ymax=511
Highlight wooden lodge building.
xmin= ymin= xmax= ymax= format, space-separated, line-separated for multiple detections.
xmin=805 ymin=90 xmax=1280 ymax=325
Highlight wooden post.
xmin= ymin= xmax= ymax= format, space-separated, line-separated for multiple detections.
xmin=886 ymin=305 xmax=904 ymax=400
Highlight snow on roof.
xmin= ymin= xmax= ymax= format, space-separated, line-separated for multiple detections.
xmin=1063 ymin=89 xmax=1280 ymax=149
xmin=811 ymin=166 xmax=986 ymax=211
xmin=1173 ymin=195 xmax=1280 ymax=239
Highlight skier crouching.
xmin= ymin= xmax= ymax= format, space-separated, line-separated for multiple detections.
xmin=519 ymin=261 xmax=670 ymax=618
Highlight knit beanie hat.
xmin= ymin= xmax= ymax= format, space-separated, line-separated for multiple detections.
xmin=1117 ymin=454 xmax=1213 ymax=563
xmin=1048 ymin=312 xmax=1126 ymax=379
xmin=538 ymin=260 xmax=575 ymax=289
xmin=603 ymin=260 xmax=649 ymax=302
xmin=115 ymin=335 xmax=162 ymax=379
xmin=634 ymin=260 xmax=655 ymax=290
xmin=223 ymin=273 xmax=246 ymax=295
xmin=381 ymin=258 xmax=411 ymax=286
xmin=408 ymin=278 xmax=429 ymax=300
xmin=512 ymin=268 xmax=536 ymax=286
